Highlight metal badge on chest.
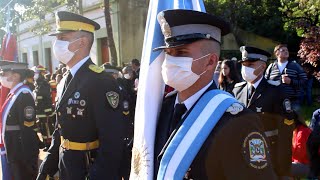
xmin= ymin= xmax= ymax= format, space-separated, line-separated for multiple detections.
xmin=66 ymin=91 xmax=86 ymax=117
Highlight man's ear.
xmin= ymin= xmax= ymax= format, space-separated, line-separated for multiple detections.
xmin=206 ymin=53 xmax=218 ymax=71
xmin=79 ymin=37 xmax=85 ymax=48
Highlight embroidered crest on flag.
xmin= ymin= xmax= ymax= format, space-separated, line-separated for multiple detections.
xmin=132 ymin=146 xmax=150 ymax=177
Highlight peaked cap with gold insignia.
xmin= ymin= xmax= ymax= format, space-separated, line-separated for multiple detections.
xmin=49 ymin=11 xmax=100 ymax=36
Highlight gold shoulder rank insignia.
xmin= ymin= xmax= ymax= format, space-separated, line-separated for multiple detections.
xmin=24 ymin=121 xmax=35 ymax=127
xmin=284 ymin=119 xmax=294 ymax=126
xmin=106 ymin=91 xmax=119 ymax=109
xmin=89 ymin=64 xmax=104 ymax=73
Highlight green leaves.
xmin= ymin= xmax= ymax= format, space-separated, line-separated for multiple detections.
xmin=204 ymin=0 xmax=296 ymax=43
xmin=280 ymin=0 xmax=320 ymax=36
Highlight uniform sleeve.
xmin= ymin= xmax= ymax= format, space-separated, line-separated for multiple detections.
xmin=15 ymin=92 xmax=40 ymax=174
xmin=35 ymin=82 xmax=53 ymax=115
xmin=309 ymin=109 xmax=320 ymax=130
xmin=17 ymin=92 xmax=37 ymax=129
xmin=273 ymin=87 xmax=295 ymax=175
xmin=307 ymin=125 xmax=320 ymax=177
xmin=206 ymin=110 xmax=277 ymax=180
xmin=89 ymin=76 xmax=127 ymax=179
xmin=16 ymin=92 xmax=40 ymax=156
xmin=37 ymin=128 xmax=60 ymax=179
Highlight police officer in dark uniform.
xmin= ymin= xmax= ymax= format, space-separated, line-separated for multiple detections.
xmin=33 ymin=65 xmax=54 ymax=150
xmin=131 ymin=10 xmax=276 ymax=179
xmin=233 ymin=46 xmax=295 ymax=177
xmin=103 ymin=64 xmax=134 ymax=180
xmin=0 ymin=61 xmax=39 ymax=180
xmin=37 ymin=11 xmax=126 ymax=180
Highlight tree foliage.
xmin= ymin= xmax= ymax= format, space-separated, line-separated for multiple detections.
xmin=0 ymin=0 xmax=32 ymax=33
xmin=22 ymin=0 xmax=59 ymax=35
xmin=279 ymin=0 xmax=320 ymax=37
xmin=279 ymin=0 xmax=320 ymax=76
xmin=298 ymin=27 xmax=320 ymax=66
xmin=204 ymin=0 xmax=300 ymax=46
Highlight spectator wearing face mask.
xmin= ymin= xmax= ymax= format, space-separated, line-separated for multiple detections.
xmin=0 ymin=60 xmax=40 ymax=180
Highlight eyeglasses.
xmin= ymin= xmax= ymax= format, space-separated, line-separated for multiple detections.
xmin=278 ymin=49 xmax=288 ymax=52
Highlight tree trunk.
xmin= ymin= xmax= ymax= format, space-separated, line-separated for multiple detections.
xmin=104 ymin=0 xmax=118 ymax=66
xmin=78 ymin=0 xmax=83 ymax=15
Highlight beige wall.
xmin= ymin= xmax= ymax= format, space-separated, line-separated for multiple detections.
xmin=118 ymin=0 xmax=148 ymax=65
xmin=235 ymin=28 xmax=280 ymax=54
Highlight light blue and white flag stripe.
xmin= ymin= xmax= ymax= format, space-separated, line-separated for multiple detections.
xmin=157 ymin=90 xmax=237 ymax=179
xmin=130 ymin=0 xmax=205 ymax=179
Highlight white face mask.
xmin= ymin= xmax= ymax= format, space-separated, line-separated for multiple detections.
xmin=53 ymin=38 xmax=80 ymax=64
xmin=161 ymin=53 xmax=209 ymax=92
xmin=34 ymin=73 xmax=39 ymax=81
xmin=0 ymin=76 xmax=14 ymax=89
xmin=124 ymin=73 xmax=130 ymax=79
xmin=241 ymin=65 xmax=262 ymax=83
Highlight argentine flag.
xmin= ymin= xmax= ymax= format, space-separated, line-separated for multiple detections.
xmin=130 ymin=0 xmax=206 ymax=179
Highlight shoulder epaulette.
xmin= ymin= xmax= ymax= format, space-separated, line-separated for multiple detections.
xmin=89 ymin=64 xmax=104 ymax=73
xmin=165 ymin=90 xmax=178 ymax=98
xmin=234 ymin=81 xmax=246 ymax=88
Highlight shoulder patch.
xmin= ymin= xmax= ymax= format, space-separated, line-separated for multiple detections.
xmin=242 ymin=132 xmax=269 ymax=170
xmin=89 ymin=64 xmax=104 ymax=73
xmin=165 ymin=90 xmax=178 ymax=98
xmin=234 ymin=81 xmax=246 ymax=88
xmin=24 ymin=106 xmax=35 ymax=120
xmin=267 ymin=80 xmax=281 ymax=86
xmin=226 ymin=102 xmax=244 ymax=115
xmin=106 ymin=91 xmax=119 ymax=109
xmin=283 ymin=99 xmax=292 ymax=113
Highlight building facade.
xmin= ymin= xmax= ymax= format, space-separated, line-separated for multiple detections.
xmin=17 ymin=0 xmax=148 ymax=72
